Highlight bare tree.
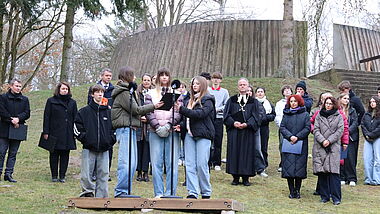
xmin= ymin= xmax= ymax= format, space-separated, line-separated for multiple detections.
xmin=278 ymin=0 xmax=295 ymax=78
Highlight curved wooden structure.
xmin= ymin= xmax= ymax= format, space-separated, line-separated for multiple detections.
xmin=110 ymin=20 xmax=307 ymax=78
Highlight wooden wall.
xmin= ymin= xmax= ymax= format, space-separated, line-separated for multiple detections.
xmin=110 ymin=20 xmax=307 ymax=78
xmin=333 ymin=24 xmax=380 ymax=71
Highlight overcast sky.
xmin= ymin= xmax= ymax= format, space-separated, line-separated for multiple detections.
xmin=75 ymin=0 xmax=380 ymax=39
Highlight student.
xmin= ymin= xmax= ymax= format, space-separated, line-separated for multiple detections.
xmin=209 ymin=72 xmax=229 ymax=171
xmin=295 ymin=81 xmax=313 ymax=113
xmin=361 ymin=96 xmax=380 ymax=185
xmin=337 ymin=80 xmax=365 ymax=124
xmin=177 ymin=76 xmax=215 ymax=199
xmin=313 ymin=97 xmax=344 ymax=205
xmin=43 ymin=82 xmax=77 ymax=183
xmin=74 ymin=85 xmax=115 ymax=198
xmin=0 ymin=79 xmax=30 ymax=183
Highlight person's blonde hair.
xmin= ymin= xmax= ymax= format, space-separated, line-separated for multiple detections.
xmin=188 ymin=76 xmax=209 ymax=109
xmin=338 ymin=92 xmax=350 ymax=117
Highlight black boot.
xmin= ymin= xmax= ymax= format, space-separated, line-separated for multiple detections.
xmin=295 ymin=178 xmax=302 ymax=199
xmin=142 ymin=171 xmax=149 ymax=182
xmin=242 ymin=176 xmax=251 ymax=186
xmin=136 ymin=171 xmax=142 ymax=182
xmin=231 ymin=175 xmax=240 ymax=185
xmin=4 ymin=174 xmax=17 ymax=183
xmin=287 ymin=178 xmax=295 ymax=199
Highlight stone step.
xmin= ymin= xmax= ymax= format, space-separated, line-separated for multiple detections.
xmin=338 ymin=72 xmax=380 ymax=78
xmin=348 ymin=80 xmax=380 ymax=86
xmin=340 ymin=75 xmax=380 ymax=81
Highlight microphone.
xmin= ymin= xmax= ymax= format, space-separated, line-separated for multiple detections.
xmin=171 ymin=80 xmax=181 ymax=89
xmin=128 ymin=82 xmax=138 ymax=94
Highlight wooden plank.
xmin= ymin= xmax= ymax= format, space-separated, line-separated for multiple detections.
xmin=68 ymin=198 xmax=244 ymax=212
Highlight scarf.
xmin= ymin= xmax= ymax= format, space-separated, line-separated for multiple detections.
xmin=290 ymin=106 xmax=301 ymax=113
xmin=320 ymin=108 xmax=337 ymax=118
xmin=256 ymin=96 xmax=272 ymax=114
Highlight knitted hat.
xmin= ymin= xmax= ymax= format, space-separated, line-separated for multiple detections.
xmin=296 ymin=80 xmax=307 ymax=92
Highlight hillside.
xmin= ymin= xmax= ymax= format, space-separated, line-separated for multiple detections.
xmin=1 ymin=77 xmax=379 ymax=214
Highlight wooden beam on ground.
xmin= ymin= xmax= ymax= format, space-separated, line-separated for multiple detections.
xmin=68 ymin=198 xmax=244 ymax=212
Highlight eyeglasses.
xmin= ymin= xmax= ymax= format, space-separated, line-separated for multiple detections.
xmin=325 ymin=102 xmax=333 ymax=106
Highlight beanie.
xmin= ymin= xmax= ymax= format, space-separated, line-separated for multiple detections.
xmin=296 ymin=81 xmax=307 ymax=92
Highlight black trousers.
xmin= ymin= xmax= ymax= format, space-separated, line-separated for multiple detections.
xmin=318 ymin=173 xmax=341 ymax=202
xmin=278 ymin=130 xmax=283 ymax=168
xmin=287 ymin=177 xmax=302 ymax=194
xmin=49 ymin=150 xmax=70 ymax=179
xmin=210 ymin=118 xmax=224 ymax=167
xmin=137 ymin=139 xmax=150 ymax=172
xmin=340 ymin=140 xmax=359 ymax=182
xmin=0 ymin=138 xmax=21 ymax=175
xmin=260 ymin=125 xmax=270 ymax=168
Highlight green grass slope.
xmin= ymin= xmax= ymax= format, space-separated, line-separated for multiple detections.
xmin=0 ymin=77 xmax=379 ymax=214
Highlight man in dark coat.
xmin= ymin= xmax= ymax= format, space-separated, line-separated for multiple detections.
xmin=295 ymin=80 xmax=313 ymax=113
xmin=87 ymin=68 xmax=115 ymax=180
xmin=224 ymin=78 xmax=264 ymax=186
xmin=0 ymin=79 xmax=30 ymax=183
xmin=338 ymin=80 xmax=365 ymax=124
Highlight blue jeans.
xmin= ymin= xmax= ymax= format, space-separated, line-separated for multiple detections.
xmin=363 ymin=138 xmax=380 ymax=185
xmin=149 ymin=132 xmax=180 ymax=197
xmin=185 ymin=134 xmax=212 ymax=198
xmin=114 ymin=127 xmax=137 ymax=196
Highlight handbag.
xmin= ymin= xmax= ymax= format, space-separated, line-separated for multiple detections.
xmin=8 ymin=124 xmax=28 ymax=141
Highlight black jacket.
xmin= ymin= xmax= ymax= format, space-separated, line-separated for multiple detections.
xmin=74 ymin=100 xmax=116 ymax=152
xmin=302 ymin=92 xmax=314 ymax=113
xmin=43 ymin=95 xmax=77 ymax=150
xmin=0 ymin=90 xmax=30 ymax=139
xmin=361 ymin=112 xmax=380 ymax=142
xmin=87 ymin=81 xmax=115 ymax=106
xmin=260 ymin=102 xmax=276 ymax=126
xmin=179 ymin=94 xmax=216 ymax=140
xmin=349 ymin=90 xmax=365 ymax=124
xmin=280 ymin=106 xmax=311 ymax=179
xmin=348 ymin=107 xmax=359 ymax=142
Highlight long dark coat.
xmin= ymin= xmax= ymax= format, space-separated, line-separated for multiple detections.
xmin=0 ymin=90 xmax=30 ymax=139
xmin=43 ymin=95 xmax=77 ymax=150
xmin=280 ymin=107 xmax=311 ymax=179
xmin=224 ymin=95 xmax=264 ymax=176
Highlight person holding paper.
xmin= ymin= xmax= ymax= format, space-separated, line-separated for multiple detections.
xmin=280 ymin=94 xmax=310 ymax=199
xmin=145 ymin=68 xmax=182 ymax=197
xmin=313 ymin=97 xmax=344 ymax=205
xmin=176 ymin=76 xmax=215 ymax=199
xmin=361 ymin=96 xmax=380 ymax=186
xmin=0 ymin=79 xmax=30 ymax=183
xmin=224 ymin=78 xmax=265 ymax=186
xmin=111 ymin=67 xmax=162 ymax=198
xmin=42 ymin=82 xmax=77 ymax=183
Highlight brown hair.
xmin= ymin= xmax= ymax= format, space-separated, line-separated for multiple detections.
xmin=54 ymin=82 xmax=71 ymax=96
xmin=90 ymin=84 xmax=105 ymax=95
xmin=155 ymin=68 xmax=171 ymax=87
xmin=368 ymin=96 xmax=380 ymax=118
xmin=337 ymin=80 xmax=351 ymax=91
xmin=338 ymin=93 xmax=350 ymax=117
xmin=118 ymin=66 xmax=135 ymax=83
xmin=281 ymin=85 xmax=292 ymax=96
xmin=188 ymin=76 xmax=209 ymax=108
xmin=211 ymin=72 xmax=223 ymax=79
xmin=323 ymin=97 xmax=340 ymax=110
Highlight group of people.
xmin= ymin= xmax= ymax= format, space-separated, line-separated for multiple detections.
xmin=1 ymin=69 xmax=380 ymax=205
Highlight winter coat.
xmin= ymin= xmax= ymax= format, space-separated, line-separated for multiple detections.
xmin=145 ymin=88 xmax=182 ymax=131
xmin=302 ymin=92 xmax=314 ymax=113
xmin=349 ymin=90 xmax=365 ymax=124
xmin=280 ymin=107 xmax=311 ymax=178
xmin=0 ymin=90 xmax=30 ymax=139
xmin=74 ymin=101 xmax=116 ymax=152
xmin=111 ymin=82 xmax=155 ymax=129
xmin=87 ymin=81 xmax=115 ymax=106
xmin=260 ymin=102 xmax=276 ymax=126
xmin=313 ymin=110 xmax=344 ymax=174
xmin=43 ymin=95 xmax=77 ymax=150
xmin=274 ymin=98 xmax=287 ymax=127
xmin=311 ymin=109 xmax=349 ymax=145
xmin=348 ymin=107 xmax=359 ymax=142
xmin=361 ymin=112 xmax=380 ymax=142
xmin=179 ymin=94 xmax=216 ymax=140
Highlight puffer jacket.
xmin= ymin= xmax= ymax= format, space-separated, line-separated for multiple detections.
xmin=145 ymin=88 xmax=181 ymax=131
xmin=312 ymin=110 xmax=344 ymax=174
xmin=361 ymin=112 xmax=380 ymax=142
xmin=111 ymin=82 xmax=155 ymax=129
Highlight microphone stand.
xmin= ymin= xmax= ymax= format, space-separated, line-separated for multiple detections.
xmin=125 ymin=85 xmax=140 ymax=198
xmin=162 ymin=88 xmax=182 ymax=199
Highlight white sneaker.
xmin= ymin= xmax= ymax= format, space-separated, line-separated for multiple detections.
xmin=277 ymin=167 xmax=282 ymax=172
xmin=178 ymin=160 xmax=183 ymax=166
xmin=214 ymin=166 xmax=221 ymax=171
xmin=259 ymin=171 xmax=268 ymax=178
xmin=341 ymin=181 xmax=346 ymax=185
xmin=221 ymin=158 xmax=227 ymax=163
xmin=349 ymin=181 xmax=356 ymax=186
xmin=154 ymin=195 xmax=163 ymax=198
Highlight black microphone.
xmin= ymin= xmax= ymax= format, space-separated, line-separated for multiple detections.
xmin=128 ymin=82 xmax=138 ymax=94
xmin=171 ymin=80 xmax=181 ymax=89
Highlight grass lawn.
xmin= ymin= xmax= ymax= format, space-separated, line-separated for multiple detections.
xmin=0 ymin=77 xmax=379 ymax=213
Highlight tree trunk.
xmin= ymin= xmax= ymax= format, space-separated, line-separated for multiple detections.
xmin=279 ymin=0 xmax=295 ymax=78
xmin=0 ymin=12 xmax=4 ymax=85
xmin=2 ymin=6 xmax=15 ymax=84
xmin=9 ymin=13 xmax=20 ymax=81
xmin=60 ymin=1 xmax=75 ymax=82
